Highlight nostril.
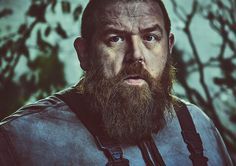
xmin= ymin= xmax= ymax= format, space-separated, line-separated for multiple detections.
xmin=125 ymin=56 xmax=144 ymax=65
xmin=138 ymin=58 xmax=144 ymax=63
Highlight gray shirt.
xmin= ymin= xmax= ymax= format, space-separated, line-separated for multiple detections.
xmin=0 ymin=93 xmax=233 ymax=166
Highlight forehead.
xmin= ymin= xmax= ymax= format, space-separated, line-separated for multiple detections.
xmin=95 ymin=1 xmax=165 ymax=33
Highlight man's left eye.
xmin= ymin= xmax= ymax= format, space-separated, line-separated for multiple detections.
xmin=143 ymin=34 xmax=159 ymax=42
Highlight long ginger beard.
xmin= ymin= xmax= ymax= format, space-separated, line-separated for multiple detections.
xmin=81 ymin=61 xmax=174 ymax=143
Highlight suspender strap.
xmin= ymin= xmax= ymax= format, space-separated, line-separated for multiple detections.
xmin=95 ymin=136 xmax=129 ymax=166
xmin=55 ymin=88 xmax=129 ymax=166
xmin=138 ymin=142 xmax=155 ymax=166
xmin=146 ymin=137 xmax=166 ymax=166
xmin=174 ymin=100 xmax=208 ymax=166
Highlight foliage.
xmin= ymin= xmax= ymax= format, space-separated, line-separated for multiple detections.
xmin=170 ymin=0 xmax=236 ymax=162
xmin=0 ymin=0 xmax=83 ymax=119
xmin=0 ymin=0 xmax=235 ymax=163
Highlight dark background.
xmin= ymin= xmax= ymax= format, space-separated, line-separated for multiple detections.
xmin=0 ymin=0 xmax=235 ymax=163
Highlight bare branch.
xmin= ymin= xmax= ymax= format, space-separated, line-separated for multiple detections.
xmin=170 ymin=0 xmax=186 ymax=22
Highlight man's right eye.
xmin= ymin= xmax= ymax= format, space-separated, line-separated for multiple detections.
xmin=108 ymin=36 xmax=124 ymax=43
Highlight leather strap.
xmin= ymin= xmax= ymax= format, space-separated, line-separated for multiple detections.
xmin=138 ymin=142 xmax=155 ymax=166
xmin=95 ymin=136 xmax=129 ymax=166
xmin=138 ymin=137 xmax=166 ymax=166
xmin=174 ymin=100 xmax=208 ymax=166
xmin=146 ymin=136 xmax=166 ymax=166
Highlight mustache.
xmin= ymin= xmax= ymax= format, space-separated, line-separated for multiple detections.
xmin=112 ymin=62 xmax=154 ymax=85
xmin=83 ymin=61 xmax=160 ymax=92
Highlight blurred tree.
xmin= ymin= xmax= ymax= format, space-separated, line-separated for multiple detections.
xmin=1 ymin=0 xmax=235 ymax=163
xmin=0 ymin=0 xmax=83 ymax=119
xmin=170 ymin=0 xmax=236 ymax=163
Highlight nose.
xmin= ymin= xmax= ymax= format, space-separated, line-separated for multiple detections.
xmin=125 ymin=35 xmax=145 ymax=64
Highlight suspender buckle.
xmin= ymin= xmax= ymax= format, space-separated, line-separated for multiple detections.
xmin=95 ymin=136 xmax=130 ymax=166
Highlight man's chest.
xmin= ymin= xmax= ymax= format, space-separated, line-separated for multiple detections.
xmin=13 ymin=117 xmax=192 ymax=166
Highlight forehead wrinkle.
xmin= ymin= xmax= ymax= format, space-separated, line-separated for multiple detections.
xmin=99 ymin=22 xmax=133 ymax=35
xmin=102 ymin=15 xmax=163 ymax=30
xmin=126 ymin=1 xmax=139 ymax=18
xmin=97 ymin=1 xmax=164 ymax=20
xmin=95 ymin=1 xmax=165 ymax=35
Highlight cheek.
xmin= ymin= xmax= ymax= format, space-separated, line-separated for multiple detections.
xmin=96 ymin=45 xmax=124 ymax=78
xmin=147 ymin=50 xmax=168 ymax=79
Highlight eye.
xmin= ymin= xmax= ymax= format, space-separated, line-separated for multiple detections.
xmin=143 ymin=34 xmax=160 ymax=42
xmin=108 ymin=36 xmax=124 ymax=43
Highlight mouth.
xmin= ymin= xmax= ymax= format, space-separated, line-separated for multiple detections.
xmin=123 ymin=75 xmax=146 ymax=86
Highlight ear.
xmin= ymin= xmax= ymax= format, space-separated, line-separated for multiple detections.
xmin=74 ymin=37 xmax=89 ymax=71
xmin=168 ymin=32 xmax=175 ymax=54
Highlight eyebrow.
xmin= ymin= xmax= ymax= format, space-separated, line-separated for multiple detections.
xmin=140 ymin=24 xmax=163 ymax=34
xmin=101 ymin=24 xmax=163 ymax=36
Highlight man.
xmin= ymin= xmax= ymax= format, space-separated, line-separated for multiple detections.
xmin=0 ymin=0 xmax=233 ymax=165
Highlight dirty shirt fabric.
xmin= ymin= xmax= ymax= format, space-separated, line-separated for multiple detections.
xmin=0 ymin=87 xmax=233 ymax=166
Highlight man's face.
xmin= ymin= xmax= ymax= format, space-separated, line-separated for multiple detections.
xmin=77 ymin=0 xmax=174 ymax=142
xmin=89 ymin=0 xmax=172 ymax=86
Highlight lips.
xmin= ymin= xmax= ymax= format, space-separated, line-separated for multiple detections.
xmin=124 ymin=75 xmax=144 ymax=80
xmin=123 ymin=75 xmax=146 ymax=86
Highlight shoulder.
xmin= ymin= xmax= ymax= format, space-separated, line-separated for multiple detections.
xmin=0 ymin=86 xmax=89 ymax=142
xmin=0 ymin=93 xmax=84 ymax=143
xmin=0 ymin=95 xmax=70 ymax=164
xmin=175 ymin=98 xmax=233 ymax=165
xmin=183 ymin=100 xmax=214 ymax=128
xmin=172 ymin=97 xmax=216 ymax=130
xmin=0 ymin=87 xmax=85 ymax=127
xmin=176 ymin=98 xmax=219 ymax=142
xmin=0 ymin=90 xmax=97 ymax=165
xmin=0 ymin=94 xmax=78 ymax=128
